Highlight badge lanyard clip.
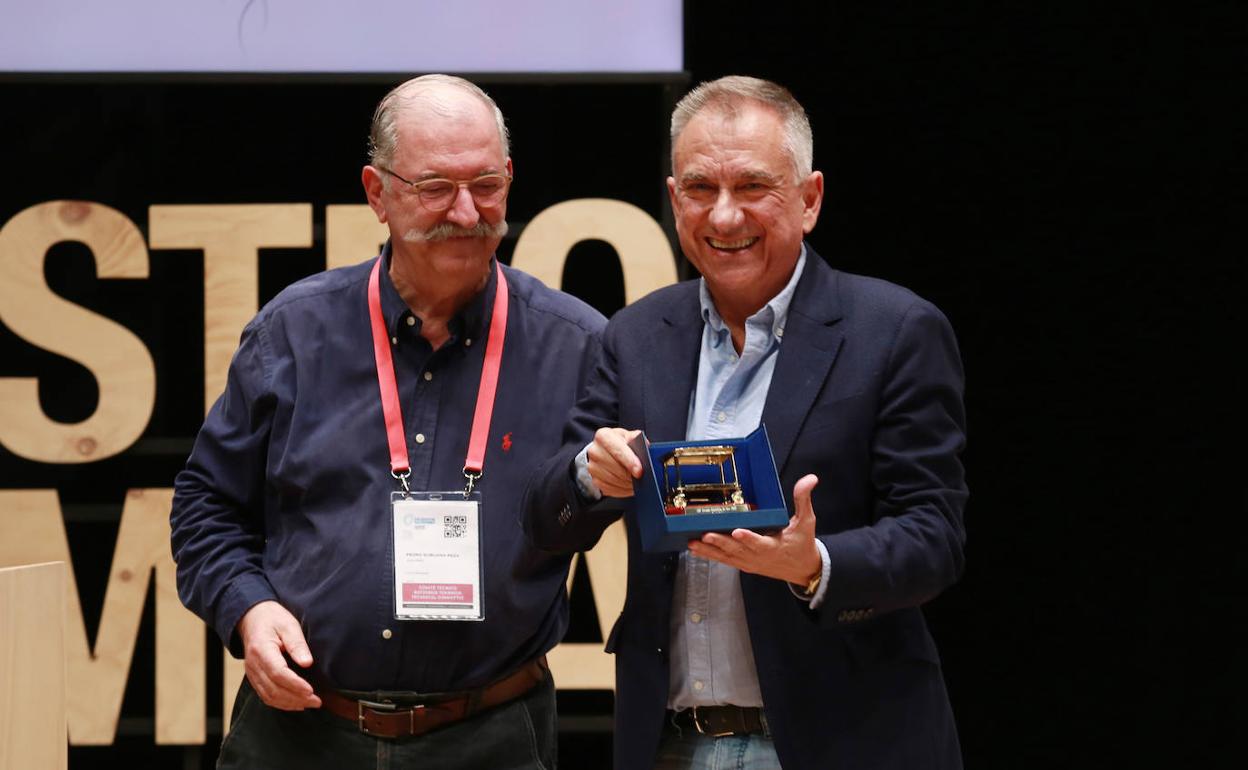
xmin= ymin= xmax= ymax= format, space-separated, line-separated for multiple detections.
xmin=393 ymin=469 xmax=411 ymax=496
xmin=462 ymin=469 xmax=481 ymax=497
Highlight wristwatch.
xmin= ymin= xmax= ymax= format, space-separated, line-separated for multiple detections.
xmin=800 ymin=569 xmax=821 ymax=597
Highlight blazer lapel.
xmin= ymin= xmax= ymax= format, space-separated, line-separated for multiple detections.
xmin=763 ymin=249 xmax=846 ymax=474
xmin=643 ymin=283 xmax=703 ymax=442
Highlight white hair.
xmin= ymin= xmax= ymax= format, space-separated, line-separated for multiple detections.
xmin=368 ymin=74 xmax=510 ymax=173
xmin=670 ymin=75 xmax=814 ymax=179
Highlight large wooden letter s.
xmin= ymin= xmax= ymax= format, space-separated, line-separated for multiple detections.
xmin=0 ymin=202 xmax=155 ymax=463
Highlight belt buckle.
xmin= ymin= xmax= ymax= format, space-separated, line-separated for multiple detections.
xmin=357 ymin=699 xmax=424 ymax=737
xmin=691 ymin=707 xmax=734 ymax=738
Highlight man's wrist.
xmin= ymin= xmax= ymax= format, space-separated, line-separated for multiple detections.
xmin=789 ymin=540 xmax=831 ymax=607
xmin=796 ymin=568 xmax=821 ymax=596
xmin=790 ymin=545 xmax=822 ymax=593
xmin=573 ymin=443 xmax=603 ymax=501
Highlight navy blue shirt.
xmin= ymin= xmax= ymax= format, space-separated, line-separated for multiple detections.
xmin=171 ymin=246 xmax=605 ymax=691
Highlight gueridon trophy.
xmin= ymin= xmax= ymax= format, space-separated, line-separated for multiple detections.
xmin=629 ymin=426 xmax=787 ymax=552
xmin=660 ymin=445 xmax=755 ymax=515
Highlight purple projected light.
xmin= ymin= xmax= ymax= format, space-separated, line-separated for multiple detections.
xmin=1 ymin=0 xmax=683 ymax=73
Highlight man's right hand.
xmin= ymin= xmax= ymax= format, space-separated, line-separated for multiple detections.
xmin=237 ymin=600 xmax=322 ymax=711
xmin=586 ymin=427 xmax=644 ymax=497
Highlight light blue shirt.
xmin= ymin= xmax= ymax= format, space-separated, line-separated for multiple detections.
xmin=575 ymin=247 xmax=830 ymax=709
xmin=668 ymin=248 xmax=831 ymax=709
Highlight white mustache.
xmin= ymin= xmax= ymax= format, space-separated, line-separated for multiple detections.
xmin=402 ymin=220 xmax=509 ymax=243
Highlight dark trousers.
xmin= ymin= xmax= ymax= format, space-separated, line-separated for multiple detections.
xmin=217 ymin=674 xmax=557 ymax=770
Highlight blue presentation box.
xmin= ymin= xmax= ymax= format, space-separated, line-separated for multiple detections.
xmin=629 ymin=425 xmax=790 ymax=553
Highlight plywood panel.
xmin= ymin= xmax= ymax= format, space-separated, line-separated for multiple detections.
xmin=0 ymin=201 xmax=155 ymax=463
xmin=325 ymin=204 xmax=387 ymax=270
xmin=546 ymin=520 xmax=626 ymax=690
xmin=512 ymin=198 xmax=676 ymax=303
xmin=148 ymin=203 xmax=312 ymax=412
xmin=0 ymin=488 xmax=204 ymax=744
xmin=0 ymin=561 xmax=67 ymax=770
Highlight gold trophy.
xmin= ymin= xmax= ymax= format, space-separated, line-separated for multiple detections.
xmin=660 ymin=445 xmax=753 ymax=515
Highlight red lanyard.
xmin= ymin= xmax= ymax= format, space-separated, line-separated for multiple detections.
xmin=368 ymin=256 xmax=509 ymax=494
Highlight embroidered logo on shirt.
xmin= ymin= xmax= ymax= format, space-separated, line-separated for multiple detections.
xmin=501 ymin=432 xmax=513 ymax=452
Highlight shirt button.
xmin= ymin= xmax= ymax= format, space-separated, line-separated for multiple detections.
xmin=423 ymin=371 xmax=433 ymax=382
xmin=690 ymin=612 xmax=702 ymax=624
xmin=415 ymin=433 xmax=426 ymax=444
xmin=464 ymin=338 xmax=473 ymax=347
xmin=405 ymin=316 xmax=416 ymax=327
xmin=693 ymin=680 xmax=705 ymax=692
xmin=381 ymin=629 xmax=392 ymax=640
xmin=390 ymin=337 xmax=398 ymax=346
xmin=716 ymin=411 xmax=727 ymax=423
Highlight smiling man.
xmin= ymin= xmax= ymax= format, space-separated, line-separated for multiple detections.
xmin=171 ymin=75 xmax=605 ymax=768
xmin=524 ymin=76 xmax=968 ymax=769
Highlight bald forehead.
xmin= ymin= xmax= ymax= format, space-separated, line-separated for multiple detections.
xmin=392 ymin=82 xmax=494 ymax=127
xmin=392 ymin=90 xmax=503 ymax=157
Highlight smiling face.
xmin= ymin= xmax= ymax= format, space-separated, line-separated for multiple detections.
xmin=667 ymin=101 xmax=823 ymax=323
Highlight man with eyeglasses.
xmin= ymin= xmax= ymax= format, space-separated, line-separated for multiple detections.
xmin=171 ymin=74 xmax=605 ymax=768
xmin=524 ymin=76 xmax=967 ymax=769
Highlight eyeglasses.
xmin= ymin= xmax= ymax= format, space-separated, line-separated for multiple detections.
xmin=378 ymin=166 xmax=512 ymax=211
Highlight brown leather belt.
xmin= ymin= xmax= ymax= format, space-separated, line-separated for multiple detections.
xmin=317 ymin=658 xmax=546 ymax=739
xmin=669 ymin=705 xmax=770 ymax=737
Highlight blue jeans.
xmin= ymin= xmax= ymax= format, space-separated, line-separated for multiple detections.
xmin=653 ymin=717 xmax=782 ymax=770
xmin=216 ymin=673 xmax=557 ymax=770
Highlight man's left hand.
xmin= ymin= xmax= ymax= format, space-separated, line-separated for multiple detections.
xmin=688 ymin=474 xmax=821 ymax=587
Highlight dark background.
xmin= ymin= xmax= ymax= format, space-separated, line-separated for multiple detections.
xmin=1 ymin=1 xmax=1240 ymax=767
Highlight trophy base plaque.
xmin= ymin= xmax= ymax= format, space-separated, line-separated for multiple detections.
xmin=665 ymin=503 xmax=754 ymax=516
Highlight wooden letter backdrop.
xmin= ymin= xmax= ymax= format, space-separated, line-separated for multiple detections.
xmin=0 ymin=197 xmax=677 ymax=743
xmin=0 ymin=561 xmax=67 ymax=769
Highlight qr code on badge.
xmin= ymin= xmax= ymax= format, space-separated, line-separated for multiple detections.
xmin=443 ymin=514 xmax=468 ymax=539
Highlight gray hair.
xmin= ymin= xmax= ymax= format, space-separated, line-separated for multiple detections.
xmin=670 ymin=75 xmax=813 ymax=179
xmin=369 ymin=74 xmax=510 ymax=171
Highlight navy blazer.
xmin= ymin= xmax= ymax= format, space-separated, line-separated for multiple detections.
xmin=524 ymin=247 xmax=967 ymax=769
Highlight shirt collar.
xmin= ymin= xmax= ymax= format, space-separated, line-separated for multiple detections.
xmin=377 ymin=240 xmax=497 ymax=345
xmin=698 ymin=243 xmax=808 ymax=343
